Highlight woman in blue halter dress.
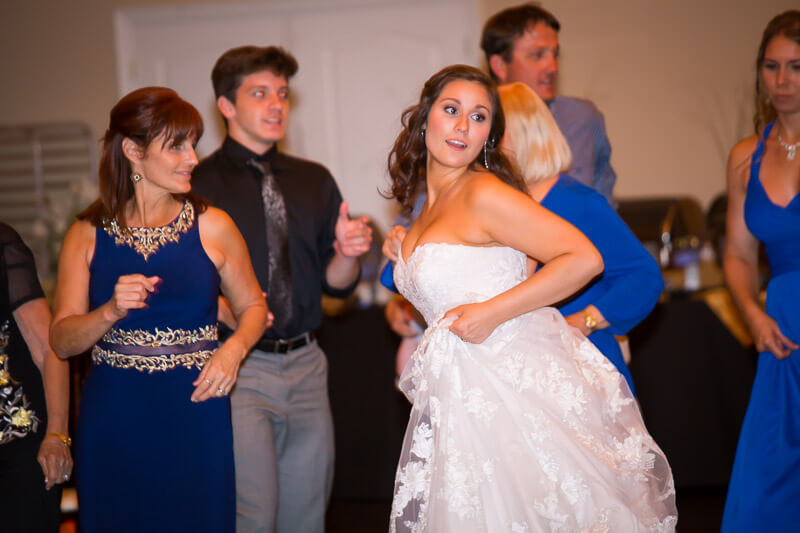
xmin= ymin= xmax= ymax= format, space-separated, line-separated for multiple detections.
xmin=721 ymin=11 xmax=800 ymax=532
xmin=50 ymin=87 xmax=268 ymax=532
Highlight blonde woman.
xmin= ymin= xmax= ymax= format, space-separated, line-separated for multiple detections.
xmin=498 ymin=82 xmax=663 ymax=393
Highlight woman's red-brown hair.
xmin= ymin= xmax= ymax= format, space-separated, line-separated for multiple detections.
xmin=78 ymin=86 xmax=207 ymax=228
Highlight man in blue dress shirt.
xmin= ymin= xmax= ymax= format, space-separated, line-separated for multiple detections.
xmin=481 ymin=3 xmax=617 ymax=204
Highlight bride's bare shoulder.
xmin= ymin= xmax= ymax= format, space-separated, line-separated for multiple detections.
xmin=463 ymin=170 xmax=527 ymax=207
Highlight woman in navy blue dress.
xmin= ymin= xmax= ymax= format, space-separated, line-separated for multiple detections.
xmin=498 ymin=82 xmax=662 ymax=394
xmin=722 ymin=11 xmax=800 ymax=532
xmin=50 ymin=87 xmax=268 ymax=532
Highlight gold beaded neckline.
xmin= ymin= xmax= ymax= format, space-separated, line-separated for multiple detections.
xmin=103 ymin=200 xmax=195 ymax=261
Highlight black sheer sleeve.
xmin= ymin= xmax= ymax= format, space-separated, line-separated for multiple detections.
xmin=0 ymin=223 xmax=45 ymax=313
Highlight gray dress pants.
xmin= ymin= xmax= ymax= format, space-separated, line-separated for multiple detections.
xmin=231 ymin=341 xmax=334 ymax=533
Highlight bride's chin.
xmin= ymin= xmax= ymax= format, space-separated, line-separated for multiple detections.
xmin=429 ymin=152 xmax=478 ymax=170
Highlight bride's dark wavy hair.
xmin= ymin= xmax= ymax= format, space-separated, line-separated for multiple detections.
xmin=386 ymin=65 xmax=524 ymax=211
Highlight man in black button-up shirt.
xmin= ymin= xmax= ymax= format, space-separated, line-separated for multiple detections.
xmin=192 ymin=45 xmax=372 ymax=533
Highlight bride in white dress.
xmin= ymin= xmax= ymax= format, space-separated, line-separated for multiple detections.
xmin=385 ymin=65 xmax=677 ymax=532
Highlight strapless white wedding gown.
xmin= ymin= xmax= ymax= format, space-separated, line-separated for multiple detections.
xmin=390 ymin=243 xmax=677 ymax=532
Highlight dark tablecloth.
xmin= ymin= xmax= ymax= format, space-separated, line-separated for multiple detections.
xmin=629 ymin=298 xmax=756 ymax=487
xmin=319 ymin=306 xmax=409 ymax=500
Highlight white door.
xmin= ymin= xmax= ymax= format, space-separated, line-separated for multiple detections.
xmin=115 ymin=0 xmax=480 ymax=229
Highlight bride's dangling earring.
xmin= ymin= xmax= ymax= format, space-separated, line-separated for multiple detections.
xmin=483 ymin=142 xmax=489 ymax=169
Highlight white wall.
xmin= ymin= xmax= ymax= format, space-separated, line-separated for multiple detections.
xmin=2 ymin=0 xmax=797 ymax=215
xmin=113 ymin=1 xmax=479 ymax=228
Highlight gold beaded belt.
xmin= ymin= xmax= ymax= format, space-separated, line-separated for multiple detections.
xmin=91 ymin=325 xmax=217 ymax=373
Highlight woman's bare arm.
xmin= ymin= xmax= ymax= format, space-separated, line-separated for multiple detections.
xmin=50 ymin=220 xmax=158 ymax=357
xmin=14 ymin=298 xmax=72 ymax=488
xmin=445 ymin=175 xmax=603 ymax=343
xmin=723 ymin=137 xmax=797 ymax=358
xmin=192 ymin=208 xmax=268 ymax=402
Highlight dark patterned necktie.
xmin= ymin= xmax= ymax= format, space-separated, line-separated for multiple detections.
xmin=248 ymin=158 xmax=293 ymax=331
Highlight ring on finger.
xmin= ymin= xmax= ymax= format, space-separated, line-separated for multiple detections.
xmin=205 ymin=378 xmax=213 ymax=385
xmin=216 ymin=387 xmax=225 ymax=396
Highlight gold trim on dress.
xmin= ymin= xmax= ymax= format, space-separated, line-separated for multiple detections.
xmin=91 ymin=346 xmax=213 ymax=373
xmin=103 ymin=200 xmax=195 ymax=261
xmin=92 ymin=325 xmax=217 ymax=373
xmin=102 ymin=325 xmax=217 ymax=346
xmin=0 ymin=322 xmax=40 ymax=444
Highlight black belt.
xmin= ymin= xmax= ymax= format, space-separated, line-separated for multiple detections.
xmin=255 ymin=332 xmax=316 ymax=354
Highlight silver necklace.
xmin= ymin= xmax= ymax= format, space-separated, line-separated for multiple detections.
xmin=777 ymin=132 xmax=799 ymax=161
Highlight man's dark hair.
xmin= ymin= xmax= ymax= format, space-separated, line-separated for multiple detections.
xmin=480 ymin=3 xmax=560 ymax=80
xmin=211 ymin=45 xmax=299 ymax=103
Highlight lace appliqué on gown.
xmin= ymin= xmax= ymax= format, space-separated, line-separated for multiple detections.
xmin=390 ymin=243 xmax=677 ymax=532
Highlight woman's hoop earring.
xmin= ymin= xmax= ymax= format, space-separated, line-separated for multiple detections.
xmin=483 ymin=142 xmax=489 ymax=169
xmin=130 ymin=173 xmax=143 ymax=184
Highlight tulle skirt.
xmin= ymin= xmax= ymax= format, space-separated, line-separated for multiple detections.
xmin=390 ymin=307 xmax=677 ymax=532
